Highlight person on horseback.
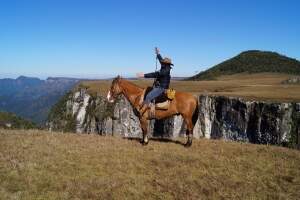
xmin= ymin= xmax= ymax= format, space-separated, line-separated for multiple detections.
xmin=137 ymin=47 xmax=173 ymax=115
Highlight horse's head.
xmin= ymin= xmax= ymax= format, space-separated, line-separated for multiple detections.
xmin=107 ymin=76 xmax=122 ymax=103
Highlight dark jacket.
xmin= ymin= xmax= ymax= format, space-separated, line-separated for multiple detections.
xmin=144 ymin=54 xmax=172 ymax=89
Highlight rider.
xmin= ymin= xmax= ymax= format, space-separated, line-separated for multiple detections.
xmin=137 ymin=47 xmax=173 ymax=115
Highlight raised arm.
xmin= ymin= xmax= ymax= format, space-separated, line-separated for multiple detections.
xmin=157 ymin=54 xmax=163 ymax=64
xmin=155 ymin=47 xmax=163 ymax=64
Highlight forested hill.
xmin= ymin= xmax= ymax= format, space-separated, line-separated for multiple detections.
xmin=189 ymin=50 xmax=300 ymax=80
xmin=0 ymin=111 xmax=37 ymax=129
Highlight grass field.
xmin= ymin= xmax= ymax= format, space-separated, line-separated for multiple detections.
xmin=0 ymin=129 xmax=299 ymax=200
xmin=80 ymin=73 xmax=300 ymax=102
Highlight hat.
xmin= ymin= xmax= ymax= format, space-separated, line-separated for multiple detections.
xmin=161 ymin=57 xmax=174 ymax=66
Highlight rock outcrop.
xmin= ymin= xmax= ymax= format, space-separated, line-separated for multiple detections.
xmin=48 ymin=88 xmax=300 ymax=148
xmin=198 ymin=96 xmax=299 ymax=146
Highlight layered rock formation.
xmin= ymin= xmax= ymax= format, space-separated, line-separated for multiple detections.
xmin=198 ymin=96 xmax=299 ymax=146
xmin=48 ymin=88 xmax=300 ymax=148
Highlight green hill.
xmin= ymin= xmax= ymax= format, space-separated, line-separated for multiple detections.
xmin=0 ymin=112 xmax=37 ymax=129
xmin=189 ymin=50 xmax=300 ymax=80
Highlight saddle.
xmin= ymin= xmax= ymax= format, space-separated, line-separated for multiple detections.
xmin=139 ymin=87 xmax=176 ymax=110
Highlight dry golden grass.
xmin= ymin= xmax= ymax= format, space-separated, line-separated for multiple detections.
xmin=0 ymin=129 xmax=300 ymax=200
xmin=81 ymin=73 xmax=300 ymax=102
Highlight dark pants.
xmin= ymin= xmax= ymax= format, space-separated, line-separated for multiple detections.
xmin=144 ymin=87 xmax=165 ymax=104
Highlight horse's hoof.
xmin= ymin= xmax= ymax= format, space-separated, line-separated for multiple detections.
xmin=184 ymin=141 xmax=192 ymax=147
xmin=140 ymin=140 xmax=149 ymax=146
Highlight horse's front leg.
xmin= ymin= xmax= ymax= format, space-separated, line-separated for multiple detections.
xmin=140 ymin=117 xmax=149 ymax=145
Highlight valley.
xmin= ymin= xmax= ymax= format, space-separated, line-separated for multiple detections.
xmin=0 ymin=76 xmax=80 ymax=124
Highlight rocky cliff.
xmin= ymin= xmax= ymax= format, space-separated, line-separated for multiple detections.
xmin=47 ymin=88 xmax=300 ymax=148
xmin=198 ymin=96 xmax=299 ymax=147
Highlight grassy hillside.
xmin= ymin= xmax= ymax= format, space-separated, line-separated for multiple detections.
xmin=81 ymin=73 xmax=300 ymax=102
xmin=0 ymin=130 xmax=299 ymax=199
xmin=189 ymin=50 xmax=300 ymax=80
xmin=0 ymin=112 xmax=36 ymax=129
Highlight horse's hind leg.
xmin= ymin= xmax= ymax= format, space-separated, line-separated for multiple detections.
xmin=183 ymin=116 xmax=194 ymax=147
xmin=140 ymin=117 xmax=149 ymax=145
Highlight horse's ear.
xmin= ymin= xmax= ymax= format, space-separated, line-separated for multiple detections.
xmin=113 ymin=75 xmax=121 ymax=84
xmin=117 ymin=75 xmax=122 ymax=82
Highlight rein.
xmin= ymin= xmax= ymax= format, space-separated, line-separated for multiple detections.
xmin=118 ymin=79 xmax=145 ymax=108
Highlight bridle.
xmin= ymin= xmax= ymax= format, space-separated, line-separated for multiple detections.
xmin=107 ymin=77 xmax=122 ymax=103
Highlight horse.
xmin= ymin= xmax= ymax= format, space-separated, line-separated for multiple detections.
xmin=107 ymin=76 xmax=199 ymax=147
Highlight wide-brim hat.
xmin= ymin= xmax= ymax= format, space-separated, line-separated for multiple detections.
xmin=161 ymin=57 xmax=174 ymax=66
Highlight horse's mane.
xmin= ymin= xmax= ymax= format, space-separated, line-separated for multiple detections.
xmin=122 ymin=79 xmax=144 ymax=90
xmin=113 ymin=76 xmax=145 ymax=91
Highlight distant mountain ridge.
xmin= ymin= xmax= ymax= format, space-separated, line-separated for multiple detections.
xmin=189 ymin=50 xmax=300 ymax=80
xmin=0 ymin=76 xmax=80 ymax=124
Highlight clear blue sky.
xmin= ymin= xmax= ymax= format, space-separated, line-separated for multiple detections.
xmin=0 ymin=0 xmax=299 ymax=79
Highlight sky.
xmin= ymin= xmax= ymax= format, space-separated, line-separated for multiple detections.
xmin=0 ymin=0 xmax=299 ymax=79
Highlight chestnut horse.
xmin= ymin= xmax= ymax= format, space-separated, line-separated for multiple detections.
xmin=107 ymin=76 xmax=198 ymax=146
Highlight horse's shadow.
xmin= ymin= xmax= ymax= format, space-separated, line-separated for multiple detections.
xmin=123 ymin=137 xmax=186 ymax=146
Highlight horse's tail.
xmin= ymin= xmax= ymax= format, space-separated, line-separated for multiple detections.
xmin=192 ymin=97 xmax=199 ymax=126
